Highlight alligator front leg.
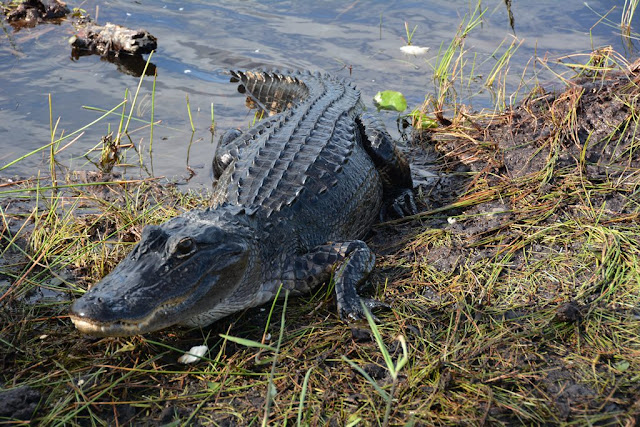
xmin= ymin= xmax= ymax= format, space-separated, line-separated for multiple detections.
xmin=281 ymin=241 xmax=384 ymax=321
xmin=357 ymin=112 xmax=417 ymax=218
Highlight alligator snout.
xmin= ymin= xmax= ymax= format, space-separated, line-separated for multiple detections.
xmin=69 ymin=288 xmax=163 ymax=337
xmin=70 ymin=292 xmax=115 ymax=323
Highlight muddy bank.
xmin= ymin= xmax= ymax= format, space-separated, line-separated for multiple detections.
xmin=410 ymin=60 xmax=640 ymax=235
xmin=397 ymin=60 xmax=640 ymax=422
xmin=423 ymin=60 xmax=640 ymax=187
xmin=408 ymin=60 xmax=640 ymax=301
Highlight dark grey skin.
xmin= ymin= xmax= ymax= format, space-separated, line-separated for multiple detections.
xmin=69 ymin=70 xmax=416 ymax=337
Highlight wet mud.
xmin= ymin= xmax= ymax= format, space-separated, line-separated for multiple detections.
xmin=0 ymin=385 xmax=40 ymax=420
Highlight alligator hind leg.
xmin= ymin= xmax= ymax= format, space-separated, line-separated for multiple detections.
xmin=282 ymin=241 xmax=386 ymax=321
xmin=357 ymin=112 xmax=417 ymax=219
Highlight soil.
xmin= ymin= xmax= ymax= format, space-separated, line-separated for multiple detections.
xmin=407 ymin=64 xmax=640 ymax=278
xmin=426 ymin=65 xmax=640 ymax=184
xmin=0 ymin=385 xmax=41 ymax=420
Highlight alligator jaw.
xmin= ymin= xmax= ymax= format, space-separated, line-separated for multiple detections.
xmin=69 ymin=300 xmax=189 ymax=336
xmin=70 ymin=316 xmax=152 ymax=337
xmin=69 ymin=296 xmax=187 ymax=337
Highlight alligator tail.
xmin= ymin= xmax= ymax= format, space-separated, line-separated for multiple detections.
xmin=230 ymin=70 xmax=312 ymax=115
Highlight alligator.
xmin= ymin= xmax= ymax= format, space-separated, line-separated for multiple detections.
xmin=69 ymin=70 xmax=417 ymax=337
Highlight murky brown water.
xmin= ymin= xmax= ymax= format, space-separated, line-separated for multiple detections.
xmin=0 ymin=0 xmax=638 ymax=190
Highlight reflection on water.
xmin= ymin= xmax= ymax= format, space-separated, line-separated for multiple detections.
xmin=71 ymin=48 xmax=158 ymax=77
xmin=0 ymin=0 xmax=638 ymax=189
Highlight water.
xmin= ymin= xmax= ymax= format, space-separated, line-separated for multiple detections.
xmin=1 ymin=0 xmax=638 ymax=189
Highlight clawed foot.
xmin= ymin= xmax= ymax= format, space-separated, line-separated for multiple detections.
xmin=382 ymin=188 xmax=418 ymax=220
xmin=338 ymin=296 xmax=391 ymax=323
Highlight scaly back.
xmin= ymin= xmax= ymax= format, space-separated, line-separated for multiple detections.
xmin=222 ymin=70 xmax=366 ymax=218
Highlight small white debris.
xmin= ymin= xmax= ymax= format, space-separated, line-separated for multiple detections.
xmin=178 ymin=345 xmax=208 ymax=364
xmin=179 ymin=7 xmax=184 ymax=11
xmin=184 ymin=69 xmax=192 ymax=74
xmin=447 ymin=217 xmax=457 ymax=225
xmin=255 ymin=49 xmax=260 ymax=53
xmin=39 ymin=334 xmax=48 ymax=340
xmin=400 ymin=45 xmax=430 ymax=56
xmin=77 ymin=379 xmax=85 ymax=386
xmin=126 ymin=12 xmax=131 ymax=16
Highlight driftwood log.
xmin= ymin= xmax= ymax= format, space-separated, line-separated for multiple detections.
xmin=4 ymin=0 xmax=68 ymax=27
xmin=3 ymin=0 xmax=157 ymax=76
xmin=69 ymin=22 xmax=157 ymax=57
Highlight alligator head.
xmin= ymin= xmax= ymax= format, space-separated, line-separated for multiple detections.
xmin=69 ymin=208 xmax=256 ymax=337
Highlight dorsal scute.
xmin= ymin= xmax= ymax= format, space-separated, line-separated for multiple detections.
xmin=227 ymin=70 xmax=363 ymax=217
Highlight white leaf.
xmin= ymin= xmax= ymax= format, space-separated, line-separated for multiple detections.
xmin=178 ymin=345 xmax=208 ymax=364
xmin=400 ymin=45 xmax=430 ymax=56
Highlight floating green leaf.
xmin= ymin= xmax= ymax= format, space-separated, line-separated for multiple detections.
xmin=373 ymin=90 xmax=407 ymax=112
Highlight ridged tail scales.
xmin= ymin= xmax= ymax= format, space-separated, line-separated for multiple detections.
xmin=230 ymin=70 xmax=313 ymax=116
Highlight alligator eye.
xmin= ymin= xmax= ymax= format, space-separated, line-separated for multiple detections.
xmin=175 ymin=237 xmax=196 ymax=258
